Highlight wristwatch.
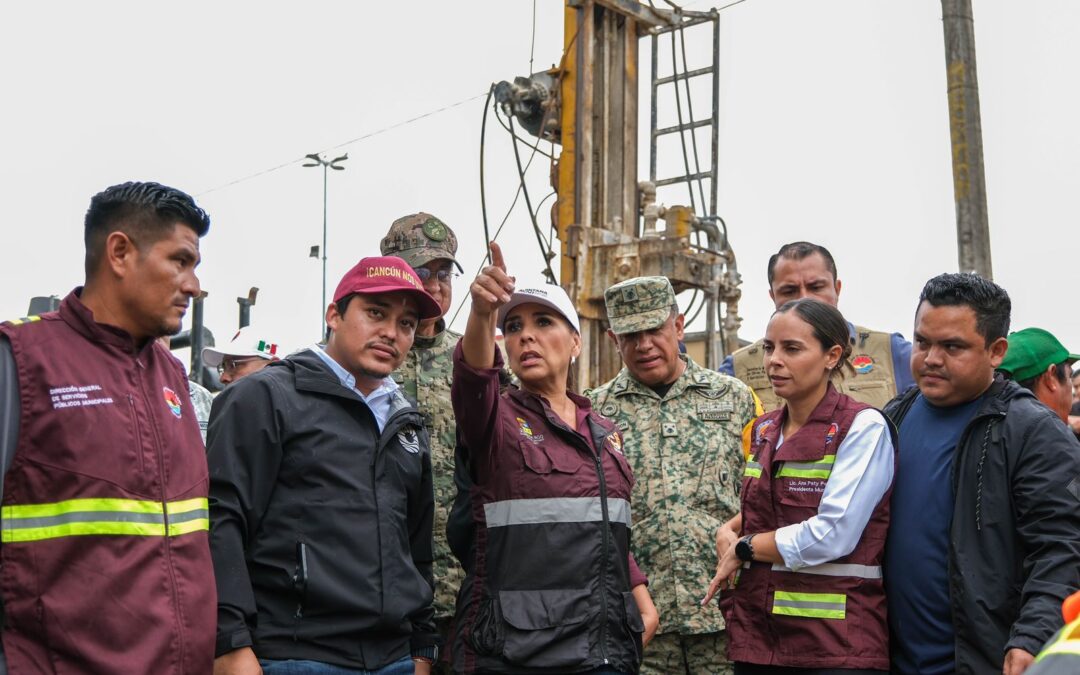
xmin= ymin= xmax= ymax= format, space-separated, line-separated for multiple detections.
xmin=735 ymin=534 xmax=756 ymax=562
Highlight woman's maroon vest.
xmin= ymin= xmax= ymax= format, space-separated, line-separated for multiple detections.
xmin=725 ymin=384 xmax=894 ymax=670
xmin=0 ymin=291 xmax=215 ymax=673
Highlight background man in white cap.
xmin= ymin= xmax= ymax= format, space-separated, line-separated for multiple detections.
xmin=202 ymin=324 xmax=281 ymax=386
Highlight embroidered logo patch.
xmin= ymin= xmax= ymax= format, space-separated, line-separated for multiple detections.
xmin=516 ymin=417 xmax=544 ymax=442
xmin=398 ymin=427 xmax=420 ymax=454
xmin=825 ymin=422 xmax=838 ymax=444
xmin=606 ymin=432 xmax=623 ymax=454
xmin=755 ymin=418 xmax=774 ymax=444
xmin=163 ymin=387 xmax=182 ymax=418
xmin=852 ymin=355 xmax=874 ymax=374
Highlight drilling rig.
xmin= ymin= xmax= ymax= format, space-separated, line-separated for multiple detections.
xmin=496 ymin=0 xmax=742 ymax=390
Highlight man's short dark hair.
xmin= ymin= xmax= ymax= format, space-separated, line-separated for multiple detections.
xmin=767 ymin=242 xmax=838 ymax=286
xmin=918 ymin=273 xmax=1011 ymax=346
xmin=1012 ymin=362 xmax=1070 ymax=392
xmin=84 ymin=181 xmax=210 ymax=277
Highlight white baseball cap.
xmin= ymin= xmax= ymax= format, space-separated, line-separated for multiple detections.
xmin=202 ymin=325 xmax=281 ymax=368
xmin=497 ymin=283 xmax=581 ymax=334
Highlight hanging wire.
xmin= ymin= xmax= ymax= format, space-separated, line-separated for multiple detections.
xmin=508 ymin=114 xmax=557 ymax=283
xmin=196 ymin=92 xmax=486 ymax=197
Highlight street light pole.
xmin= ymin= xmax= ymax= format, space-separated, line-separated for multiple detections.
xmin=303 ymin=152 xmax=348 ymax=339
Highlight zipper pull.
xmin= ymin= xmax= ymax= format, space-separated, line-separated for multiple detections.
xmin=293 ymin=542 xmax=308 ymax=619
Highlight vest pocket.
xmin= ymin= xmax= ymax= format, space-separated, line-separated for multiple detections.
xmin=622 ymin=590 xmax=645 ymax=664
xmin=520 ymin=441 xmax=583 ymax=475
xmin=770 ymin=585 xmax=850 ymax=655
xmin=498 ymin=588 xmax=592 ymax=668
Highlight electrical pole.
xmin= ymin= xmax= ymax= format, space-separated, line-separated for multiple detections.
xmin=941 ymin=0 xmax=992 ymax=279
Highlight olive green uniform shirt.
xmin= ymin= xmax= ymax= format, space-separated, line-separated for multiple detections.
xmin=392 ymin=323 xmax=464 ymax=620
xmin=588 ymin=356 xmax=756 ymax=635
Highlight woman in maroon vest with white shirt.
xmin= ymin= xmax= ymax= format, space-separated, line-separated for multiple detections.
xmin=703 ymin=298 xmax=897 ymax=674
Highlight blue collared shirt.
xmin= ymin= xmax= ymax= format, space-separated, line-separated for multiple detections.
xmin=309 ymin=344 xmax=399 ymax=432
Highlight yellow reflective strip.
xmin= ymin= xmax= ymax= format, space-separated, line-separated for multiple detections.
xmin=166 ymin=497 xmax=209 ymax=514
xmin=775 ymin=592 xmax=845 ymax=603
xmin=776 ymin=468 xmax=831 ymax=479
xmin=818 ymin=454 xmax=836 ymax=465
xmin=3 ymin=498 xmax=163 ymax=520
xmin=2 ymin=521 xmax=167 ymax=543
xmin=773 ymin=605 xmax=846 ymax=620
xmin=1036 ymin=640 xmax=1080 ymax=662
xmin=744 ymin=466 xmax=762 ymax=479
xmin=168 ymin=518 xmax=209 ymax=536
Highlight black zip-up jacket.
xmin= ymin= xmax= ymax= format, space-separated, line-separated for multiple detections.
xmin=208 ymin=348 xmax=437 ymax=669
xmin=884 ymin=376 xmax=1080 ymax=673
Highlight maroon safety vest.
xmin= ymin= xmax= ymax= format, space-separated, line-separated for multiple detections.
xmin=724 ymin=384 xmax=893 ymax=670
xmin=0 ymin=290 xmax=216 ymax=674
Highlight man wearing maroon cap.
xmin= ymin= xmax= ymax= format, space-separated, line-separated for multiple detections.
xmin=208 ymin=256 xmax=442 ymax=675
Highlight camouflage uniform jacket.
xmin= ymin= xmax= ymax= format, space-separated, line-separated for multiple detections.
xmin=588 ymin=356 xmax=756 ymax=635
xmin=392 ymin=322 xmax=464 ymax=620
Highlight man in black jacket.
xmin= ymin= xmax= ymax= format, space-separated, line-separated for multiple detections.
xmin=884 ymin=273 xmax=1080 ymax=675
xmin=209 ymin=256 xmax=443 ymax=675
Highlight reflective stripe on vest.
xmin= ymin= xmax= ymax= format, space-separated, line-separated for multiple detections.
xmin=772 ymin=591 xmax=847 ymax=620
xmin=483 ymin=497 xmax=631 ymax=528
xmin=771 ymin=562 xmax=882 ymax=579
xmin=775 ymin=454 xmax=836 ymax=479
xmin=5 ymin=316 xmax=41 ymax=326
xmin=744 ymin=459 xmax=763 ymax=479
xmin=1035 ymin=617 xmax=1080 ymax=664
xmin=1 ymin=497 xmax=209 ymax=543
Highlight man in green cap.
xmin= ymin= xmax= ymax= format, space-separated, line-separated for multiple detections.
xmin=998 ymin=327 xmax=1080 ymax=426
xmin=380 ymin=212 xmax=465 ymax=671
xmin=588 ymin=276 xmax=758 ymax=675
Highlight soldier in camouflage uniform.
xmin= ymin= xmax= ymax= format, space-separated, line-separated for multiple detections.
xmin=588 ymin=276 xmax=758 ymax=675
xmin=381 ymin=212 xmax=464 ymax=672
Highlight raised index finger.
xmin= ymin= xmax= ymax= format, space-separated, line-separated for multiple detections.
xmin=489 ymin=241 xmax=507 ymax=273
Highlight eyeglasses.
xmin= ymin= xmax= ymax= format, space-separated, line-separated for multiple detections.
xmin=412 ymin=267 xmax=457 ymax=285
xmin=218 ymin=357 xmax=260 ymax=376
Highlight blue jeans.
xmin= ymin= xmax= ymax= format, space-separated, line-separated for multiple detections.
xmin=259 ymin=656 xmax=413 ymax=675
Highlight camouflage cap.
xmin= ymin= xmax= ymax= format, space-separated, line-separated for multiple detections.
xmin=604 ymin=276 xmax=677 ymax=335
xmin=380 ymin=212 xmax=463 ymax=272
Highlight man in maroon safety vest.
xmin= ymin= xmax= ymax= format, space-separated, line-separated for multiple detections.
xmin=0 ymin=182 xmax=217 ymax=673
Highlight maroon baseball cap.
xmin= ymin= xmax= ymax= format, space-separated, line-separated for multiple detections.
xmin=332 ymin=256 xmax=442 ymax=320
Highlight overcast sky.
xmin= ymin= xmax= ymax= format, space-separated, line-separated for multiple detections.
xmin=2 ymin=1 xmax=1076 ymax=370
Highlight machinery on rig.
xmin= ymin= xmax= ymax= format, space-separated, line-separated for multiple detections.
xmin=496 ymin=0 xmax=742 ymax=390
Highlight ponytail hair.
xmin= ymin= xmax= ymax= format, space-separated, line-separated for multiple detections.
xmin=773 ymin=298 xmax=852 ymax=378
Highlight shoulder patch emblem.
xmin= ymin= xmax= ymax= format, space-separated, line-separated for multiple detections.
xmin=852 ymin=354 xmax=874 ymax=374
xmin=398 ymin=427 xmax=421 ymax=454
xmin=162 ymin=387 xmax=183 ymax=419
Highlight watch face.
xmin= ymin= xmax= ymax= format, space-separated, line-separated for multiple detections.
xmin=736 ymin=537 xmax=753 ymax=562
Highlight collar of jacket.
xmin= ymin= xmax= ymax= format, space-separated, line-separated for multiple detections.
xmin=610 ymin=354 xmax=711 ymax=400
xmin=889 ymin=372 xmax=1031 ymax=424
xmin=59 ymin=287 xmax=157 ymax=356
xmin=282 ymin=348 xmax=418 ymax=416
xmin=757 ymin=382 xmax=844 ymax=447
xmin=413 ymin=319 xmax=453 ymax=350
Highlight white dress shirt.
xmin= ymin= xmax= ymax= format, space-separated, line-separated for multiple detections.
xmin=773 ymin=409 xmax=895 ymax=570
